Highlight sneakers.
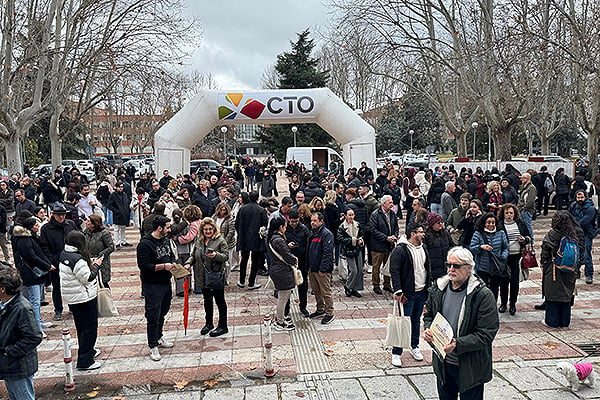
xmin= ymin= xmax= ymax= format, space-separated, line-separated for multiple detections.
xmin=122 ymin=242 xmax=133 ymax=247
xmin=284 ymin=315 xmax=293 ymax=324
xmin=41 ymin=321 xmax=54 ymax=329
xmin=274 ymin=321 xmax=295 ymax=331
xmin=78 ymin=361 xmax=101 ymax=370
xmin=309 ymin=310 xmax=325 ymax=319
xmin=236 ymin=282 xmax=245 ymax=288
xmin=410 ymin=347 xmax=424 ymax=361
xmin=391 ymin=354 xmax=402 ymax=367
xmin=158 ymin=337 xmax=174 ymax=348
xmin=586 ymin=276 xmax=593 ymax=284
xmin=247 ymin=283 xmax=261 ymax=290
xmin=383 ymin=286 xmax=393 ymax=293
xmin=300 ymin=308 xmax=310 ymax=318
xmin=94 ymin=348 xmax=101 ymax=358
xmin=42 ymin=331 xmax=47 ymax=339
xmin=149 ymin=346 xmax=161 ymax=361
xmin=321 ymin=315 xmax=335 ymax=325
xmin=53 ymin=312 xmax=62 ymax=321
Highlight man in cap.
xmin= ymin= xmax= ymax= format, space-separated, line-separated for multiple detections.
xmin=39 ymin=203 xmax=78 ymax=321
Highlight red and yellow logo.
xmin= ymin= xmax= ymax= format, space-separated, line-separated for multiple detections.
xmin=218 ymin=93 xmax=266 ymax=120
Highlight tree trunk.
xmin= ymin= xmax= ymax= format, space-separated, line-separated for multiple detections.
xmin=5 ymin=135 xmax=23 ymax=174
xmin=49 ymin=112 xmax=62 ymax=169
xmin=494 ymin=127 xmax=512 ymax=161
xmin=588 ymin=129 xmax=599 ymax=178
xmin=540 ymin=134 xmax=550 ymax=155
xmin=456 ymin=131 xmax=467 ymax=158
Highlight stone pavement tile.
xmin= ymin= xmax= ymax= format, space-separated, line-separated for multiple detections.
xmin=324 ymin=369 xmax=385 ymax=379
xmin=496 ymin=367 xmax=561 ymax=391
xmin=200 ymin=349 xmax=233 ymax=366
xmin=203 ymin=387 xmax=245 ymax=400
xmin=359 ymin=375 xmax=420 ymax=399
xmin=406 ymin=373 xmax=438 ymax=399
xmin=525 ymin=389 xmax=580 ymax=400
xmin=330 ymin=378 xmax=369 ymax=400
xmin=281 ymin=381 xmax=312 ymax=399
xmin=232 ymin=347 xmax=262 ymax=364
xmin=328 ymin=351 xmax=389 ymax=371
xmin=245 ymin=384 xmax=279 ymax=399
xmin=158 ymin=392 xmax=202 ymax=399
xmin=484 ymin=374 xmax=527 ymax=399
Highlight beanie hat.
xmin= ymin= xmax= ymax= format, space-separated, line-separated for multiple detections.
xmin=427 ymin=213 xmax=443 ymax=228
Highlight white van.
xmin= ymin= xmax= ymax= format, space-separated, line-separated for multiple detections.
xmin=285 ymin=147 xmax=343 ymax=171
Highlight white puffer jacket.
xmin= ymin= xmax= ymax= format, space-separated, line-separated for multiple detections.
xmin=59 ymin=245 xmax=98 ymax=305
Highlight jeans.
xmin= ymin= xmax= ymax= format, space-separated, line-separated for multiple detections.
xmin=583 ymin=235 xmax=594 ymax=278
xmin=203 ymin=287 xmax=228 ymax=328
xmin=113 ymin=224 xmax=126 ymax=245
xmin=69 ymin=298 xmax=98 ymax=368
xmin=430 ymin=203 xmax=442 ymax=215
xmin=437 ymin=362 xmax=484 ymax=400
xmin=143 ymin=283 xmax=172 ymax=348
xmin=392 ymin=289 xmax=427 ymax=355
xmin=520 ymin=210 xmax=534 ymax=242
xmin=25 ymin=284 xmax=44 ymax=331
xmin=4 ymin=375 xmax=35 ymax=400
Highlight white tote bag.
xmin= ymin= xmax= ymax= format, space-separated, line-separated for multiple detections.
xmin=97 ymin=271 xmax=119 ymax=317
xmin=385 ymin=299 xmax=411 ymax=348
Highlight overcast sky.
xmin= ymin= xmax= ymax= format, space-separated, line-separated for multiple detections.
xmin=182 ymin=1 xmax=330 ymax=90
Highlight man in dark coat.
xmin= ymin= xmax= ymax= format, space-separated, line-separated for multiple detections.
xmin=369 ymin=195 xmax=399 ymax=294
xmin=306 ymin=212 xmax=335 ymax=325
xmin=0 ymin=266 xmax=43 ymax=400
xmin=14 ymin=189 xmax=36 ymax=214
xmin=108 ymin=182 xmax=131 ymax=248
xmin=235 ymin=190 xmax=268 ymax=290
xmin=191 ymin=179 xmax=216 ymax=218
xmin=39 ymin=203 xmax=77 ymax=321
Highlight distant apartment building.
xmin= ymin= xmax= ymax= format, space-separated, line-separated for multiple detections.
xmin=233 ymin=124 xmax=265 ymax=155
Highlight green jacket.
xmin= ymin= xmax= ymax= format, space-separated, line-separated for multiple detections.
xmin=423 ymin=274 xmax=499 ymax=393
xmin=185 ymin=234 xmax=228 ymax=289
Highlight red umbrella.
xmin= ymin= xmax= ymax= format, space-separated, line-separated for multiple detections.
xmin=183 ymin=277 xmax=190 ymax=335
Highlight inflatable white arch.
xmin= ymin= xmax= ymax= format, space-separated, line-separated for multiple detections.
xmin=154 ymin=88 xmax=376 ymax=175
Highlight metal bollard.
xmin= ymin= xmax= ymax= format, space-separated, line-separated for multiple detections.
xmin=263 ymin=314 xmax=275 ymax=377
xmin=62 ymin=329 xmax=75 ymax=391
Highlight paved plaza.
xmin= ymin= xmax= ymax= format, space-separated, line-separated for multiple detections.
xmin=3 ymin=214 xmax=600 ymax=399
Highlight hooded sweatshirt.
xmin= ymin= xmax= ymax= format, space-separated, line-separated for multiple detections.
xmin=400 ymin=235 xmax=427 ymax=291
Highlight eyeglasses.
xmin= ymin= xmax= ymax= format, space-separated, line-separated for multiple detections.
xmin=445 ymin=262 xmax=467 ymax=269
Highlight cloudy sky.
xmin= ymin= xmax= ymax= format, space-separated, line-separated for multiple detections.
xmin=183 ymin=0 xmax=331 ymax=90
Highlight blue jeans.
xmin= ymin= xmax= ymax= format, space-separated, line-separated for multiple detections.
xmin=520 ymin=210 xmax=534 ymax=242
xmin=584 ymin=235 xmax=594 ymax=278
xmin=26 ymin=284 xmax=44 ymax=331
xmin=4 ymin=375 xmax=35 ymax=400
xmin=392 ymin=289 xmax=427 ymax=355
xmin=430 ymin=203 xmax=442 ymax=215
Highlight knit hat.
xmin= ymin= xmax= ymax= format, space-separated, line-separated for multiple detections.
xmin=427 ymin=213 xmax=443 ymax=228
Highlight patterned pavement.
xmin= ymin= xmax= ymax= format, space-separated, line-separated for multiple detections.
xmin=3 ymin=214 xmax=600 ymax=399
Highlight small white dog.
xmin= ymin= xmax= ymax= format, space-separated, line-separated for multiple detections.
xmin=556 ymin=361 xmax=596 ymax=391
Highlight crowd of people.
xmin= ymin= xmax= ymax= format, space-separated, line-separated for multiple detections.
xmin=0 ymin=156 xmax=597 ymax=400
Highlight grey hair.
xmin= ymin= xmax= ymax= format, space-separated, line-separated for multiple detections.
xmin=381 ymin=194 xmax=392 ymax=204
xmin=447 ymin=246 xmax=475 ymax=268
xmin=200 ymin=179 xmax=209 ymax=185
xmin=445 ymin=181 xmax=455 ymax=189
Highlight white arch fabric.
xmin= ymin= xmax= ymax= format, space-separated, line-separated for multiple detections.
xmin=154 ymin=88 xmax=376 ymax=174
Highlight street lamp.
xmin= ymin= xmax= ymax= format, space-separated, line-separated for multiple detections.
xmin=221 ymin=126 xmax=228 ymax=156
xmin=409 ymin=129 xmax=414 ymax=153
xmin=291 ymin=126 xmax=298 ymax=147
xmin=471 ymin=122 xmax=479 ymax=160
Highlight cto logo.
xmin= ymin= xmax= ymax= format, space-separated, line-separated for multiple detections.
xmin=267 ymin=96 xmax=315 ymax=115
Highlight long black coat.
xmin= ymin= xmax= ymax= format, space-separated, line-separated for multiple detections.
xmin=0 ymin=294 xmax=43 ymax=380
xmin=235 ymin=202 xmax=268 ymax=252
xmin=39 ymin=218 xmax=77 ymax=266
xmin=107 ymin=190 xmax=130 ymax=225
xmin=13 ymin=226 xmax=53 ymax=286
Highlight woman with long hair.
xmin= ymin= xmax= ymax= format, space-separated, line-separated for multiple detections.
xmin=267 ymin=216 xmax=298 ymax=330
xmin=308 ymin=196 xmax=325 ymax=214
xmin=469 ymin=213 xmax=509 ymax=302
xmin=184 ymin=218 xmax=229 ymax=337
xmin=337 ymin=208 xmax=365 ymax=297
xmin=482 ymin=180 xmax=503 ymax=215
xmin=176 ymin=205 xmax=204 ymax=294
xmin=59 ymin=231 xmax=103 ymax=370
xmin=497 ymin=204 xmax=531 ymax=315
xmin=457 ymin=199 xmax=484 ymax=246
xmin=83 ymin=214 xmax=115 ymax=288
xmin=554 ymin=168 xmax=571 ymax=210
xmin=213 ymin=202 xmax=236 ymax=282
xmin=541 ymin=211 xmax=579 ymax=328
xmin=297 ymin=203 xmax=312 ymax=226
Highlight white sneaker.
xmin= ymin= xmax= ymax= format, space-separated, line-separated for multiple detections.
xmin=42 ymin=331 xmax=47 ymax=339
xmin=410 ymin=347 xmax=424 ymax=361
xmin=391 ymin=354 xmax=402 ymax=367
xmin=366 ymin=264 xmax=372 ymax=273
xmin=158 ymin=337 xmax=174 ymax=348
xmin=41 ymin=321 xmax=54 ymax=329
xmin=149 ymin=346 xmax=161 ymax=361
xmin=78 ymin=361 xmax=101 ymax=370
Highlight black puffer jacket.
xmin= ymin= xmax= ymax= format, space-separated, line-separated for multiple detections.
xmin=424 ymin=228 xmax=454 ymax=280
xmin=423 ymin=274 xmax=499 ymax=393
xmin=267 ymin=232 xmax=297 ymax=291
xmin=0 ymin=293 xmax=43 ymax=380
xmin=13 ymin=226 xmax=53 ymax=286
xmin=346 ymin=198 xmax=369 ymax=232
xmin=39 ymin=217 xmax=78 ymax=267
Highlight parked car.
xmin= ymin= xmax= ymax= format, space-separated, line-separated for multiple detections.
xmin=190 ymin=159 xmax=232 ymax=176
xmin=104 ymin=154 xmax=123 ymax=166
xmin=32 ymin=164 xmax=53 ymax=179
xmin=123 ymin=159 xmax=151 ymax=179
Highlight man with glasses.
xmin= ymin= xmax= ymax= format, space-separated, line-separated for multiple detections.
xmin=14 ymin=190 xmax=35 ymax=214
xmin=423 ymin=247 xmax=499 ymax=400
xmin=389 ymin=222 xmax=430 ymax=367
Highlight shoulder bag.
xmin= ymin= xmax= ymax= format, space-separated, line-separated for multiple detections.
xmin=268 ymin=241 xmax=303 ymax=286
xmin=482 ymin=233 xmax=509 ymax=278
xmin=385 ymin=297 xmax=411 ymax=348
xmin=97 ymin=270 xmax=119 ymax=317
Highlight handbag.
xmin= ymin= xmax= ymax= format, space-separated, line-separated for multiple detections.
xmin=204 ymin=269 xmax=225 ymax=290
xmin=385 ymin=298 xmax=411 ymax=348
xmin=97 ymin=271 xmax=119 ymax=317
xmin=521 ymin=245 xmax=538 ymax=269
xmin=482 ymin=233 xmax=509 ymax=278
xmin=268 ymin=242 xmax=303 ymax=285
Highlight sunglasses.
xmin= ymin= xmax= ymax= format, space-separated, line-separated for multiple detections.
xmin=445 ymin=262 xmax=467 ymax=269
